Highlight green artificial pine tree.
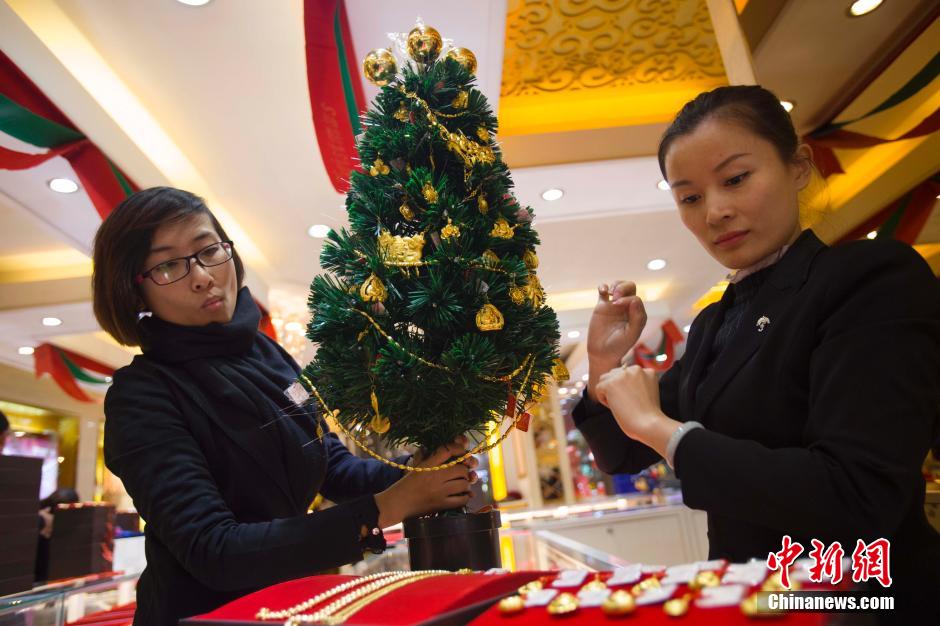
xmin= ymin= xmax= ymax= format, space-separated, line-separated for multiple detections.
xmin=303 ymin=24 xmax=563 ymax=460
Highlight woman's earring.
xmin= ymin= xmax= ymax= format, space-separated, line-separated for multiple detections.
xmin=137 ymin=310 xmax=152 ymax=322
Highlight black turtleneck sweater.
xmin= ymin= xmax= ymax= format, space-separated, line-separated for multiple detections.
xmin=104 ymin=287 xmax=404 ymax=626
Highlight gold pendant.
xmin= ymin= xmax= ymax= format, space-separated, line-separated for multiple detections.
xmin=498 ymin=595 xmax=524 ymax=616
xmin=551 ymin=358 xmax=570 ymax=382
xmin=631 ymin=576 xmax=660 ymax=596
xmin=523 ymin=249 xmax=539 ymax=269
xmin=422 ymin=182 xmax=438 ymax=204
xmin=490 ymin=218 xmax=515 ymax=239
xmin=393 ymin=103 xmax=409 ymax=122
xmin=547 ymin=592 xmax=578 ymax=616
xmin=378 ymin=230 xmax=425 ymax=267
xmin=476 ymin=303 xmax=504 ymax=332
xmin=601 ymin=589 xmax=636 ymax=617
xmin=581 ymin=574 xmax=607 ymax=592
xmin=689 ymin=570 xmax=721 ymax=590
xmin=663 ymin=594 xmax=691 ymax=617
xmin=477 ymin=194 xmax=489 ymax=214
xmin=477 ymin=125 xmax=489 ymax=142
xmin=440 ymin=218 xmax=461 ymax=240
xmin=509 ymin=286 xmax=526 ymax=305
xmin=451 ymin=91 xmax=469 ymax=109
xmin=369 ymin=158 xmax=390 ymax=177
xmin=518 ymin=579 xmax=543 ymax=596
xmin=399 ymin=202 xmax=415 ymax=221
xmin=370 ymin=390 xmax=390 ymax=434
xmin=525 ymin=274 xmax=545 ymax=308
xmin=359 ymin=274 xmax=388 ymax=303
xmin=481 ymin=250 xmax=500 ymax=265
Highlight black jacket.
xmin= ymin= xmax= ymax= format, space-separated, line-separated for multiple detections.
xmin=104 ymin=289 xmax=403 ymax=625
xmin=575 ymin=230 xmax=940 ymax=612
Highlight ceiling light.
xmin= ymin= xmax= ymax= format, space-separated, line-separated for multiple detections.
xmin=541 ymin=188 xmax=564 ymax=201
xmin=647 ymin=258 xmax=667 ymax=271
xmin=581 ymin=374 xmax=589 ymax=382
xmin=18 ymin=346 xmax=35 ymax=356
xmin=657 ymin=180 xmax=670 ymax=191
xmin=48 ymin=178 xmax=79 ymax=193
xmin=848 ymin=0 xmax=883 ymax=16
xmin=567 ymin=330 xmax=581 ymax=339
xmin=42 ymin=317 xmax=62 ymax=327
xmin=308 ymin=224 xmax=331 ymax=238
xmin=177 ymin=0 xmax=212 ymax=5
xmin=780 ymin=100 xmax=795 ymax=113
xmin=866 ymin=231 xmax=878 ymax=240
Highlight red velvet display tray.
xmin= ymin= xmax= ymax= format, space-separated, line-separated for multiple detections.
xmin=183 ymin=572 xmax=545 ymax=626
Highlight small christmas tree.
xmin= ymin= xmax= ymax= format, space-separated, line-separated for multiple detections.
xmin=304 ymin=24 xmax=564 ymax=458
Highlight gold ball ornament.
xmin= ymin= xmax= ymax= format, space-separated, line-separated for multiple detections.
xmin=547 ymin=592 xmax=579 ymax=617
xmin=498 ymin=595 xmax=525 ymax=616
xmin=362 ymin=48 xmax=397 ymax=86
xmin=407 ymin=25 xmax=443 ymax=63
xmin=476 ymin=303 xmax=505 ymax=332
xmin=581 ymin=574 xmax=607 ymax=592
xmin=441 ymin=219 xmax=461 ymax=241
xmin=601 ymin=589 xmax=636 ymax=617
xmin=359 ymin=274 xmax=388 ymax=303
xmin=631 ymin=576 xmax=661 ymax=596
xmin=446 ymin=47 xmax=478 ymax=74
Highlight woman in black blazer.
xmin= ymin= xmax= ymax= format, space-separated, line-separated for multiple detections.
xmin=92 ymin=187 xmax=477 ymax=625
xmin=577 ymin=86 xmax=939 ymax=621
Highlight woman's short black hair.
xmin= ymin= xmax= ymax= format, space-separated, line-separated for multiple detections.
xmin=92 ymin=187 xmax=245 ymax=347
xmin=658 ymin=85 xmax=801 ymax=179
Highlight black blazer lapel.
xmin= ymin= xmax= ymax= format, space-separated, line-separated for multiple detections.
xmin=690 ymin=230 xmax=827 ymax=423
xmin=681 ymin=289 xmax=733 ymax=420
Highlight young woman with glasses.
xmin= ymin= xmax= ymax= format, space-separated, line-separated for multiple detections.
xmin=92 ymin=187 xmax=477 ymax=625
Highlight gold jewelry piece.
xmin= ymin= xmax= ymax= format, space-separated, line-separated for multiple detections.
xmin=369 ymin=158 xmax=390 ymax=177
xmin=359 ymin=274 xmax=387 ymax=303
xmin=476 ymin=303 xmax=505 ymax=332
xmin=689 ymin=570 xmax=721 ymax=590
xmin=322 ymin=570 xmax=456 ymax=625
xmin=378 ymin=230 xmax=425 ymax=267
xmin=478 ymin=194 xmax=489 ymax=214
xmin=498 ymin=594 xmax=525 ymax=616
xmin=740 ymin=591 xmax=784 ymax=617
xmin=451 ymin=91 xmax=469 ymax=109
xmin=601 ymin=589 xmax=636 ymax=617
xmin=441 ymin=219 xmax=461 ymax=240
xmin=547 ymin=592 xmax=579 ymax=617
xmin=631 ymin=576 xmax=661 ymax=596
xmin=518 ymin=579 xmax=543 ymax=596
xmin=581 ymin=573 xmax=607 ymax=592
xmin=663 ymin=593 xmax=691 ymax=617
xmin=490 ymin=218 xmax=515 ymax=239
xmin=551 ymin=358 xmax=570 ymax=382
xmin=256 ymin=571 xmax=399 ymax=620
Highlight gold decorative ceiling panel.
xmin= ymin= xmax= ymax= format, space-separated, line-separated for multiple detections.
xmin=500 ymin=0 xmax=728 ymax=135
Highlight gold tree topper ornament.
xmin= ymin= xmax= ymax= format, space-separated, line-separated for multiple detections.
xmin=445 ymin=47 xmax=478 ymax=74
xmin=440 ymin=219 xmax=461 ymax=240
xmin=359 ymin=274 xmax=388 ymax=303
xmin=362 ymin=48 xmax=398 ymax=86
xmin=475 ymin=303 xmax=505 ymax=332
xmin=490 ymin=217 xmax=515 ymax=239
xmin=407 ymin=24 xmax=443 ymax=63
xmin=378 ymin=230 xmax=425 ymax=267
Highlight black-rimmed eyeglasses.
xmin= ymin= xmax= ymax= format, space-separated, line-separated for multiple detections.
xmin=136 ymin=241 xmax=234 ymax=286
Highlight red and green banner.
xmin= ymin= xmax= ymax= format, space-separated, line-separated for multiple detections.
xmin=837 ymin=174 xmax=940 ymax=245
xmin=304 ymin=0 xmax=366 ymax=193
xmin=805 ymin=52 xmax=940 ymax=178
xmin=0 ymin=50 xmax=137 ymax=219
xmin=34 ymin=344 xmax=115 ymax=403
xmin=634 ymin=320 xmax=685 ymax=371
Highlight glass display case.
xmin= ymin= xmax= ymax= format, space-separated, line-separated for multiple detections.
xmin=0 ymin=572 xmax=138 ymax=626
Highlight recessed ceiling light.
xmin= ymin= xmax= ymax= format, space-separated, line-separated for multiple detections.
xmin=567 ymin=330 xmax=581 ymax=339
xmin=308 ymin=224 xmax=331 ymax=238
xmin=177 ymin=0 xmax=212 ymax=5
xmin=683 ymin=324 xmax=691 ymax=333
xmin=647 ymin=258 xmax=667 ymax=271
xmin=581 ymin=373 xmax=589 ymax=382
xmin=780 ymin=100 xmax=795 ymax=113
xmin=18 ymin=346 xmax=35 ymax=356
xmin=541 ymin=188 xmax=564 ymax=202
xmin=657 ymin=180 xmax=670 ymax=191
xmin=48 ymin=178 xmax=79 ymax=193
xmin=866 ymin=231 xmax=878 ymax=240
xmin=848 ymin=0 xmax=883 ymax=17
xmin=42 ymin=317 xmax=62 ymax=327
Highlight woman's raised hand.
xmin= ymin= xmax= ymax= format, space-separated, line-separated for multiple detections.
xmin=375 ymin=436 xmax=478 ymax=528
xmin=586 ymin=281 xmax=647 ymax=399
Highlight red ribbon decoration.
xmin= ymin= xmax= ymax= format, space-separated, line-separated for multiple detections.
xmin=303 ymin=0 xmax=366 ymax=193
xmin=34 ymin=344 xmax=115 ymax=403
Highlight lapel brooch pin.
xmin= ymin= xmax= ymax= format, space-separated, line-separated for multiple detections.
xmin=756 ymin=316 xmax=771 ymax=333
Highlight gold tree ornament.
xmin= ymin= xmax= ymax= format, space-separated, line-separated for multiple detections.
xmin=359 ymin=274 xmax=388 ymax=303
xmin=445 ymin=47 xmax=478 ymax=74
xmin=523 ymin=249 xmax=539 ymax=269
xmin=476 ymin=303 xmax=505 ymax=332
xmin=509 ymin=286 xmax=526 ymax=305
xmin=476 ymin=126 xmax=489 ymax=142
xmin=378 ymin=230 xmax=425 ymax=267
xmin=393 ymin=103 xmax=410 ymax=122
xmin=481 ymin=250 xmax=500 ymax=265
xmin=451 ymin=91 xmax=469 ymax=109
xmin=399 ymin=202 xmax=415 ymax=221
xmin=369 ymin=158 xmax=390 ymax=176
xmin=422 ymin=182 xmax=438 ymax=204
xmin=490 ymin=218 xmax=515 ymax=239
xmin=444 ymin=130 xmax=495 ymax=169
xmin=477 ymin=194 xmax=489 ymax=214
xmin=362 ymin=48 xmax=397 ymax=86
xmin=441 ymin=219 xmax=461 ymax=240
xmin=525 ymin=273 xmax=545 ymax=308
xmin=370 ymin=390 xmax=391 ymax=434
xmin=552 ymin=358 xmax=570 ymax=382
xmin=407 ymin=24 xmax=443 ymax=63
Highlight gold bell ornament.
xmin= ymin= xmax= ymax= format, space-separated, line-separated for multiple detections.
xmin=407 ymin=24 xmax=442 ymax=63
xmin=475 ymin=303 xmax=505 ymax=332
xmin=445 ymin=47 xmax=478 ymax=74
xmin=362 ymin=48 xmax=397 ymax=86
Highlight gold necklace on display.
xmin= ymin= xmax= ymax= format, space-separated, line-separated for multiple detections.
xmin=255 ymin=571 xmax=401 ymax=620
